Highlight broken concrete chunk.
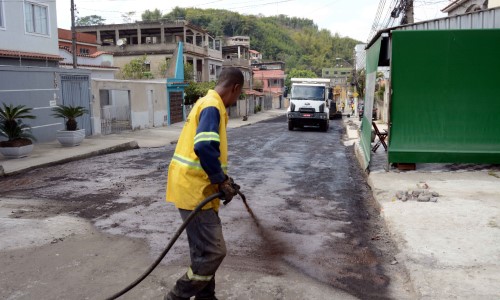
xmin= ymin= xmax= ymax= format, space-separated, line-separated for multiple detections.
xmin=412 ymin=190 xmax=423 ymax=197
xmin=422 ymin=190 xmax=433 ymax=197
xmin=417 ymin=182 xmax=429 ymax=189
xmin=431 ymin=192 xmax=439 ymax=197
xmin=430 ymin=197 xmax=438 ymax=202
xmin=417 ymin=195 xmax=431 ymax=202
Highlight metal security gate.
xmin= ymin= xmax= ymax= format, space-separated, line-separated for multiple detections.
xmin=169 ymin=91 xmax=184 ymax=124
xmin=99 ymin=89 xmax=131 ymax=135
xmin=61 ymin=75 xmax=92 ymax=136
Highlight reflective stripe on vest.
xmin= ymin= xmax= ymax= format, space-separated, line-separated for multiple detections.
xmin=194 ymin=131 xmax=220 ymax=144
xmin=172 ymin=153 xmax=203 ymax=171
xmin=172 ymin=154 xmax=227 ymax=172
xmin=187 ymin=267 xmax=213 ymax=281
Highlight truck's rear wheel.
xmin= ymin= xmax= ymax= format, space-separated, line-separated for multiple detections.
xmin=288 ymin=121 xmax=294 ymax=131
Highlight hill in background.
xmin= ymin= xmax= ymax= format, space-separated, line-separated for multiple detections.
xmin=151 ymin=7 xmax=360 ymax=76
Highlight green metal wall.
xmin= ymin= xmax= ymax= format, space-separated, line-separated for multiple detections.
xmin=389 ymin=29 xmax=500 ymax=163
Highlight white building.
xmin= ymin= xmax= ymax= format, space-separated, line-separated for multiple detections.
xmin=441 ymin=0 xmax=497 ymax=16
xmin=354 ymin=44 xmax=367 ymax=71
xmin=0 ymin=0 xmax=60 ymax=66
xmin=0 ymin=0 xmax=94 ymax=143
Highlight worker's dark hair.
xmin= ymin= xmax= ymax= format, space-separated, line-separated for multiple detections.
xmin=217 ymin=67 xmax=244 ymax=88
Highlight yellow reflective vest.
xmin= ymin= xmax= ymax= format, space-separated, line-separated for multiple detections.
xmin=166 ymin=90 xmax=228 ymax=211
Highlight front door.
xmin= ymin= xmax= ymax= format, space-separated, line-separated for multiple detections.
xmin=169 ymin=91 xmax=184 ymax=124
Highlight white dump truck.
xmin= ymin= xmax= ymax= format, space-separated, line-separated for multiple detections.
xmin=287 ymin=78 xmax=334 ymax=131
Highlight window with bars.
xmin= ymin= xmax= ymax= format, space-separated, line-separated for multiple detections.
xmin=268 ymin=79 xmax=282 ymax=87
xmin=25 ymin=1 xmax=48 ymax=35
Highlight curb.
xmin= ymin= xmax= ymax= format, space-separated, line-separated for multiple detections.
xmin=1 ymin=141 xmax=139 ymax=177
xmin=343 ymin=120 xmax=418 ymax=298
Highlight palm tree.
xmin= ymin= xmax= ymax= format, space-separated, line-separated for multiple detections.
xmin=51 ymin=105 xmax=88 ymax=131
xmin=0 ymin=103 xmax=36 ymax=144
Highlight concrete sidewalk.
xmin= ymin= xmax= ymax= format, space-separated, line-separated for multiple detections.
xmin=343 ymin=115 xmax=500 ymax=299
xmin=0 ymin=109 xmax=285 ymax=176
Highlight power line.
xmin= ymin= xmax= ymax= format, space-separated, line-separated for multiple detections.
xmin=367 ymin=0 xmax=387 ymax=42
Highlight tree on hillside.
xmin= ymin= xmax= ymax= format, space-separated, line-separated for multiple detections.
xmin=167 ymin=6 xmax=187 ymax=20
xmin=76 ymin=15 xmax=105 ymax=26
xmin=142 ymin=9 xmax=162 ymax=21
xmin=161 ymin=7 xmax=361 ymax=75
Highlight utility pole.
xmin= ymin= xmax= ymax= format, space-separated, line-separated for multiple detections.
xmin=402 ymin=0 xmax=414 ymax=25
xmin=71 ymin=0 xmax=77 ymax=69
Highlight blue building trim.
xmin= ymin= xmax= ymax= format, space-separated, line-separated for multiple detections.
xmin=166 ymin=42 xmax=188 ymax=125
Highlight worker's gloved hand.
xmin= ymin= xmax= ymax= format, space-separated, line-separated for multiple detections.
xmin=219 ymin=176 xmax=239 ymax=205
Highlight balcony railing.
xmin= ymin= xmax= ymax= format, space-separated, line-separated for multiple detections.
xmin=100 ymin=42 xmax=222 ymax=59
xmin=222 ymin=57 xmax=250 ymax=68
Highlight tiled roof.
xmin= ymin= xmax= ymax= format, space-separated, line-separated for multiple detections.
xmin=59 ymin=46 xmax=112 ymax=57
xmin=245 ymin=89 xmax=264 ymax=96
xmin=0 ymin=49 xmax=63 ymax=61
xmin=441 ymin=0 xmax=465 ymax=12
xmin=59 ymin=62 xmax=119 ymax=69
xmin=58 ymin=28 xmax=97 ymax=44
xmin=253 ymin=70 xmax=286 ymax=78
xmin=89 ymin=51 xmax=112 ymax=58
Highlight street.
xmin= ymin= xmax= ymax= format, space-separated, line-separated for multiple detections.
xmin=0 ymin=116 xmax=414 ymax=300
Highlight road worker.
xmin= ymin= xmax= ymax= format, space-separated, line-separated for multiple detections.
xmin=165 ymin=67 xmax=244 ymax=300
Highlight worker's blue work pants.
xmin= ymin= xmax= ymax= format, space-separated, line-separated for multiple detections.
xmin=169 ymin=208 xmax=226 ymax=300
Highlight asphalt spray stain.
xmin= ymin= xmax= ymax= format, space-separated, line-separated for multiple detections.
xmin=239 ymin=192 xmax=286 ymax=258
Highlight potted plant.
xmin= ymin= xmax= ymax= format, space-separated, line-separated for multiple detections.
xmin=51 ymin=104 xmax=88 ymax=147
xmin=0 ymin=103 xmax=36 ymax=158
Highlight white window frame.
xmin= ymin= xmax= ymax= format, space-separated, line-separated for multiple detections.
xmin=24 ymin=1 xmax=50 ymax=36
xmin=0 ymin=0 xmax=5 ymax=29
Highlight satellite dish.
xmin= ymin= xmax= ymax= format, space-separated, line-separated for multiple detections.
xmin=116 ymin=39 xmax=124 ymax=46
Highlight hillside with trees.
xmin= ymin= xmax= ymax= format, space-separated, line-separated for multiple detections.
xmin=141 ymin=7 xmax=359 ymax=76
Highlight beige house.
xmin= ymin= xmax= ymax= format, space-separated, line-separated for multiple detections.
xmin=76 ymin=21 xmax=223 ymax=81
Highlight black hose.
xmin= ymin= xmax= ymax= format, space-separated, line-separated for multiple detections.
xmin=105 ymin=192 xmax=223 ymax=300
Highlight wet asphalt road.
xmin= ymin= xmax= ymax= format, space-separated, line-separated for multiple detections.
xmin=0 ymin=115 xmax=409 ymax=299
xmin=228 ymin=116 xmax=396 ymax=299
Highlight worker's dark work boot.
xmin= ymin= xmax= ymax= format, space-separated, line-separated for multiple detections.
xmin=164 ymin=291 xmax=188 ymax=300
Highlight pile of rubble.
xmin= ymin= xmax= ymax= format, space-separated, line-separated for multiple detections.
xmin=395 ymin=182 xmax=439 ymax=202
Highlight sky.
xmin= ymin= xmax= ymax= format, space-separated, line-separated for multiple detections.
xmin=57 ymin=0 xmax=449 ymax=43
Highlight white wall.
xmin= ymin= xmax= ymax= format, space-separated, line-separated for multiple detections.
xmin=91 ymin=79 xmax=168 ymax=133
xmin=490 ymin=0 xmax=500 ymax=8
xmin=355 ymin=44 xmax=367 ymax=71
xmin=0 ymin=0 xmax=58 ymax=56
xmin=89 ymin=69 xmax=116 ymax=80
